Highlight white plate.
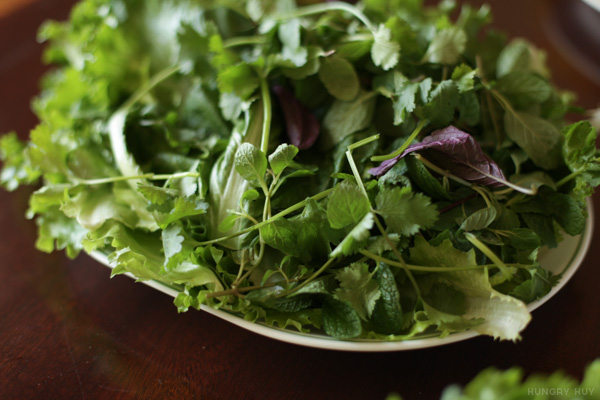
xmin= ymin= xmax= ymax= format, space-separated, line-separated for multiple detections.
xmin=582 ymin=0 xmax=600 ymax=12
xmin=89 ymin=200 xmax=594 ymax=352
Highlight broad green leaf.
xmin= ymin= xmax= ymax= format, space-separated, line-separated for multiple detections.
xmin=260 ymin=217 xmax=300 ymax=257
xmin=234 ymin=142 xmax=268 ymax=183
xmin=217 ymin=63 xmax=259 ymax=100
xmin=375 ymin=187 xmax=438 ymax=236
xmin=321 ymin=91 xmax=377 ymax=150
xmin=318 ymin=55 xmax=360 ymax=101
xmin=330 ymin=212 xmax=374 ymax=258
xmin=326 ymin=181 xmax=371 ymax=230
xmin=422 ymin=27 xmax=467 ymax=65
xmin=371 ymin=24 xmax=400 ymax=71
xmin=321 ymin=296 xmax=362 ymax=339
xmin=371 ymin=263 xmax=403 ymax=334
xmin=503 ymin=110 xmax=562 ymax=170
xmin=495 ymin=72 xmax=551 ymax=108
xmin=410 ymin=237 xmax=531 ymax=340
xmin=268 ymin=143 xmax=299 ymax=176
xmin=460 ymin=207 xmax=497 ymax=232
xmin=496 ymin=39 xmax=530 ymax=78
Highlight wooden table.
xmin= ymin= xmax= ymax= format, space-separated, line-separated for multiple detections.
xmin=1 ymin=1 xmax=599 ymax=399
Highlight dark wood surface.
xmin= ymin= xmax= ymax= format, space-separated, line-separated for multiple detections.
xmin=1 ymin=1 xmax=599 ymax=399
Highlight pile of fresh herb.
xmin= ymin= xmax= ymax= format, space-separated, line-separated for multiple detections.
xmin=386 ymin=358 xmax=600 ymax=400
xmin=1 ymin=0 xmax=598 ymax=341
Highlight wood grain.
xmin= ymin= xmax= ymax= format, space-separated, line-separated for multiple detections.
xmin=0 ymin=1 xmax=599 ymax=399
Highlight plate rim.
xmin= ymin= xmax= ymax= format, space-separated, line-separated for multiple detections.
xmin=88 ymin=200 xmax=594 ymax=352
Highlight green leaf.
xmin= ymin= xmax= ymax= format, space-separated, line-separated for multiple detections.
xmin=268 ymin=143 xmax=299 ymax=176
xmin=375 ymin=187 xmax=438 ymax=236
xmin=520 ymin=213 xmax=557 ymax=248
xmin=371 ymin=24 xmax=400 ymax=71
xmin=217 ymin=63 xmax=259 ymax=100
xmin=278 ymin=18 xmax=308 ymax=67
xmin=392 ymin=82 xmax=419 ymax=125
xmin=410 ymin=236 xmax=531 ymax=340
xmin=330 ymin=212 xmax=374 ymax=258
xmin=496 ymin=39 xmax=531 ymax=78
xmin=162 ymin=223 xmax=192 ymax=270
xmin=405 ymin=155 xmax=452 ymax=201
xmin=451 ymin=64 xmax=477 ymax=93
xmin=259 ymin=217 xmax=300 ymax=257
xmin=422 ymin=27 xmax=467 ymax=65
xmin=423 ymin=282 xmax=467 ymax=315
xmin=504 ymin=229 xmax=542 ymax=251
xmin=0 ymin=133 xmax=39 ymax=190
xmin=561 ymin=121 xmax=598 ymax=172
xmin=234 ymin=142 xmax=268 ymax=184
xmin=503 ymin=110 xmax=562 ymax=170
xmin=423 ymin=80 xmax=460 ymax=127
xmin=371 ymin=263 xmax=403 ymax=334
xmin=326 ymin=181 xmax=371 ymax=230
xmin=495 ymin=72 xmax=551 ymax=108
xmin=318 ymin=55 xmax=360 ymax=101
xmin=334 ymin=263 xmax=380 ymax=320
xmin=460 ymin=207 xmax=497 ymax=232
xmin=321 ymin=296 xmax=362 ymax=339
xmin=321 ymin=91 xmax=377 ymax=150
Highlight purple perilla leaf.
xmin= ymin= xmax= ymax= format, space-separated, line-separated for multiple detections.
xmin=273 ymin=85 xmax=320 ymax=150
xmin=369 ymin=126 xmax=506 ymax=187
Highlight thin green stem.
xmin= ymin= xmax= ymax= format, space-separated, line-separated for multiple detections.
xmin=556 ymin=170 xmax=583 ymax=188
xmin=465 ymin=233 xmax=511 ymax=279
xmin=223 ymin=36 xmax=267 ymax=48
xmin=275 ymin=1 xmax=375 ymax=32
xmin=259 ymin=76 xmax=273 ymax=155
xmin=195 ymin=188 xmax=333 ymax=246
xmin=360 ymin=249 xmax=530 ymax=273
xmin=371 ymin=119 xmax=427 ymax=162
xmin=279 ymin=257 xmax=337 ymax=297
xmin=346 ymin=150 xmax=369 ymax=198
xmin=76 ymin=171 xmax=200 ymax=186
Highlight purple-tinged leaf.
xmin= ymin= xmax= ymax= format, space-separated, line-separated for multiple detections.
xmin=369 ymin=126 xmax=506 ymax=187
xmin=273 ymin=85 xmax=321 ymax=150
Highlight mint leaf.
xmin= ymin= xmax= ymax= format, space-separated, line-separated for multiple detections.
xmin=503 ymin=110 xmax=563 ymax=170
xmin=375 ymin=187 xmax=438 ymax=236
xmin=495 ymin=72 xmax=551 ymax=108
xmin=371 ymin=263 xmax=404 ymax=334
xmin=460 ymin=207 xmax=497 ymax=232
xmin=321 ymin=296 xmax=362 ymax=339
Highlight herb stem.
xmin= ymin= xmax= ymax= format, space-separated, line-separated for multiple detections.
xmin=76 ymin=171 xmax=200 ymax=186
xmin=223 ymin=36 xmax=267 ymax=48
xmin=556 ymin=170 xmax=583 ymax=188
xmin=275 ymin=2 xmax=375 ymax=32
xmin=280 ymin=257 xmax=337 ymax=297
xmin=360 ymin=249 xmax=529 ymax=272
xmin=371 ymin=119 xmax=427 ymax=162
xmin=465 ymin=232 xmax=511 ymax=279
xmin=195 ymin=188 xmax=333 ymax=246
xmin=259 ymin=76 xmax=273 ymax=155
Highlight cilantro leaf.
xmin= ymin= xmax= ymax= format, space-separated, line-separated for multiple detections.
xmin=375 ymin=187 xmax=438 ymax=236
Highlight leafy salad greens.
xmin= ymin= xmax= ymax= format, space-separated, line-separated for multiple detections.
xmin=1 ymin=0 xmax=599 ymax=341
